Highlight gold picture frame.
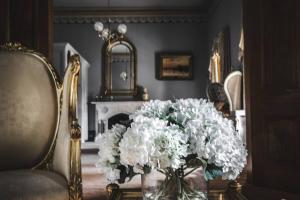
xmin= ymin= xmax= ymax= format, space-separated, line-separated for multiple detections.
xmin=155 ymin=52 xmax=193 ymax=80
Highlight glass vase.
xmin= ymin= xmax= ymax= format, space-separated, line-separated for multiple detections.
xmin=141 ymin=167 xmax=207 ymax=200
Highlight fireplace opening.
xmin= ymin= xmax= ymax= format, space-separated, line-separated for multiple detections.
xmin=108 ymin=113 xmax=131 ymax=129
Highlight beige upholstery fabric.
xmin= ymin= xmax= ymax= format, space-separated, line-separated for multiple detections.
xmin=224 ymin=71 xmax=242 ymax=111
xmin=0 ymin=51 xmax=59 ymax=170
xmin=52 ymin=61 xmax=73 ymax=181
xmin=0 ymin=170 xmax=68 ymax=200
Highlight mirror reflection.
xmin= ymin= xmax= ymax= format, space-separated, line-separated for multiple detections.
xmin=111 ymin=44 xmax=132 ymax=91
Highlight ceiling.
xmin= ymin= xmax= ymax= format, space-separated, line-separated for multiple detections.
xmin=54 ymin=0 xmax=216 ymax=12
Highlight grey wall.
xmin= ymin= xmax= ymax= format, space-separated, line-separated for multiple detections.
xmin=54 ymin=23 xmax=209 ymax=100
xmin=208 ymin=0 xmax=242 ymax=70
xmin=54 ymin=22 xmax=209 ymax=132
xmin=54 ymin=0 xmax=242 ymax=134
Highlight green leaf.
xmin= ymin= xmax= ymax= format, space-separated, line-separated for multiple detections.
xmin=143 ymin=165 xmax=152 ymax=174
xmin=117 ymin=165 xmax=138 ymax=184
xmin=204 ymin=164 xmax=223 ymax=181
xmin=167 ymin=116 xmax=185 ymax=129
xmin=117 ymin=165 xmax=128 ymax=184
xmin=185 ymin=154 xmax=205 ymax=168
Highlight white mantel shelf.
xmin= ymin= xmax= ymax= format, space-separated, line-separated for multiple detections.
xmin=91 ymin=101 xmax=145 ymax=123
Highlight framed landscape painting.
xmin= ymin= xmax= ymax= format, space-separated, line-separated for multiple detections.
xmin=155 ymin=52 xmax=193 ymax=80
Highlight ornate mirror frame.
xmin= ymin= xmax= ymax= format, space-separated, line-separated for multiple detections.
xmin=101 ymin=36 xmax=137 ymax=97
xmin=209 ymin=26 xmax=231 ymax=83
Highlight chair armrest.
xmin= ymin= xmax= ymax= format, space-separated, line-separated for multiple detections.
xmin=52 ymin=54 xmax=82 ymax=200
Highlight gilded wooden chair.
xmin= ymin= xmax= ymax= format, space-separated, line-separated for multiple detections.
xmin=0 ymin=43 xmax=82 ymax=200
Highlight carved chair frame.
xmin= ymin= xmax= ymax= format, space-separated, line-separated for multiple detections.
xmin=0 ymin=42 xmax=82 ymax=200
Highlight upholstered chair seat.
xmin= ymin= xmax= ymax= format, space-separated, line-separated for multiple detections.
xmin=0 ymin=170 xmax=68 ymax=200
xmin=0 ymin=43 xmax=82 ymax=200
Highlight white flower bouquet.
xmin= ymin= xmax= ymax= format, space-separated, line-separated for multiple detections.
xmin=96 ymin=99 xmax=247 ymax=199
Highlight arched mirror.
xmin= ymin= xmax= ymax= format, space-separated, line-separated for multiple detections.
xmin=101 ymin=37 xmax=137 ymax=98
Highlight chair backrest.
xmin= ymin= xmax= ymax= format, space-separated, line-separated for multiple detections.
xmin=224 ymin=71 xmax=242 ymax=111
xmin=0 ymin=43 xmax=61 ymax=170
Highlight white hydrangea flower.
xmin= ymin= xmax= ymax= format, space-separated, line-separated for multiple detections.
xmin=119 ymin=116 xmax=188 ymax=171
xmin=119 ymin=116 xmax=165 ymax=169
xmin=96 ymin=98 xmax=247 ymax=182
xmin=182 ymin=99 xmax=247 ymax=180
xmin=131 ymin=99 xmax=172 ymax=119
xmin=150 ymin=124 xmax=188 ymax=169
xmin=95 ymin=124 xmax=126 ymax=179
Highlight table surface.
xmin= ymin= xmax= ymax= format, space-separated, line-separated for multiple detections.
xmin=109 ymin=184 xmax=246 ymax=200
xmin=108 ymin=186 xmax=233 ymax=200
xmin=106 ymin=172 xmax=248 ymax=200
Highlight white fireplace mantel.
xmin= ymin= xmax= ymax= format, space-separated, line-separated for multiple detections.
xmin=81 ymin=101 xmax=145 ymax=149
xmin=91 ymin=101 xmax=145 ymax=136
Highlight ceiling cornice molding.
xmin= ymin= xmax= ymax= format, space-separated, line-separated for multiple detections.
xmin=54 ymin=7 xmax=208 ymax=24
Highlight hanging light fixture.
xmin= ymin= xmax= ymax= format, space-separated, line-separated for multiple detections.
xmin=94 ymin=0 xmax=127 ymax=41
